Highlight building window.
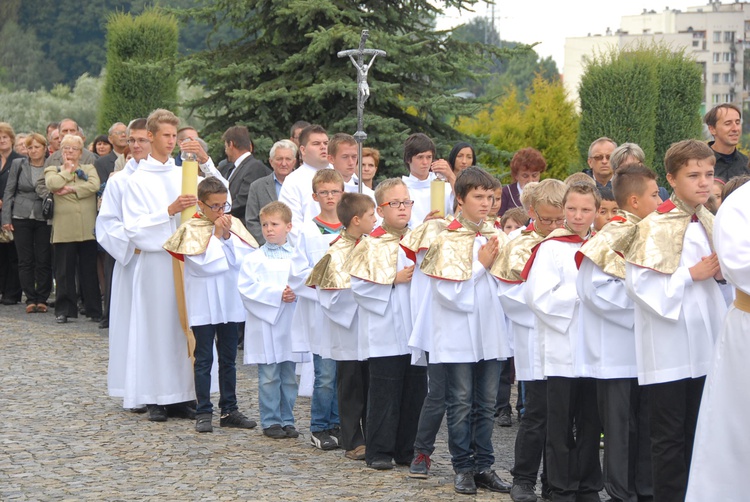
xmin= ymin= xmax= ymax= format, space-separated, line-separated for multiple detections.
xmin=723 ymin=94 xmax=730 ymax=103
xmin=712 ymin=94 xmax=720 ymax=104
xmin=713 ymin=31 xmax=722 ymax=43
xmin=713 ymin=73 xmax=720 ymax=84
xmin=723 ymin=52 xmax=731 ymax=62
xmin=723 ymin=73 xmax=732 ymax=84
xmin=713 ymin=52 xmax=720 ymax=62
xmin=724 ymin=31 xmax=734 ymax=43
xmin=693 ymin=40 xmax=699 ymax=47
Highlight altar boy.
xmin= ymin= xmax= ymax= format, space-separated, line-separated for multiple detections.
xmin=347 ymin=178 xmax=426 ymax=470
xmin=415 ymin=167 xmax=512 ymax=495
xmin=239 ymin=201 xmax=303 ymax=439
xmin=623 ymin=140 xmax=726 ymax=502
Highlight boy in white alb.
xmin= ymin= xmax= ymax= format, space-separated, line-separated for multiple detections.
xmin=401 ymin=133 xmax=454 ymax=227
xmin=163 ymin=176 xmax=258 ymax=433
xmin=306 ymin=193 xmax=377 ymax=461
xmin=623 ymin=140 xmax=726 ymax=502
xmin=328 ymin=133 xmax=375 ymax=202
xmin=522 ymin=182 xmax=602 ymax=502
xmin=575 ymin=163 xmax=661 ymax=502
xmin=288 ymin=169 xmax=345 ymax=451
xmin=415 ymin=167 xmax=512 ymax=495
xmin=347 ymin=178 xmax=426 ymax=470
xmin=239 ymin=201 xmax=303 ymax=440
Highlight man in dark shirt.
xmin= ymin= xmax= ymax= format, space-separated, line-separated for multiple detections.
xmin=705 ymin=103 xmax=748 ymax=182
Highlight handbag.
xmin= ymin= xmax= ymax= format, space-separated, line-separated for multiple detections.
xmin=42 ymin=194 xmax=54 ymax=220
xmin=0 ymin=228 xmax=12 ymax=243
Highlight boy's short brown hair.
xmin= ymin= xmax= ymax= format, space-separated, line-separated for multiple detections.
xmin=563 ymin=181 xmax=602 ymax=210
xmin=454 ymin=166 xmax=497 ymax=201
xmin=260 ymin=201 xmax=292 ymax=224
xmin=664 ymin=139 xmax=716 ymax=176
xmin=197 ymin=176 xmax=228 ymax=201
xmin=611 ymin=163 xmax=657 ymax=208
xmin=374 ymin=178 xmax=407 ymax=206
xmin=337 ymin=192 xmax=375 ymax=228
xmin=531 ymin=178 xmax=567 ymax=209
xmin=328 ymin=133 xmax=357 ymax=158
xmin=564 ymin=172 xmax=597 ymax=187
xmin=146 ymin=108 xmax=180 ymax=134
xmin=501 ymin=207 xmax=528 ymax=228
xmin=312 ymin=169 xmax=344 ymax=193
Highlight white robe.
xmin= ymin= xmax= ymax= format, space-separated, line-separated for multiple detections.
xmin=288 ymin=219 xmax=339 ymax=355
xmin=407 ymin=249 xmax=434 ymax=365
xmin=412 ymin=236 xmax=511 ymax=364
xmin=96 ymin=158 xmax=140 ymax=401
xmin=184 ymin=234 xmax=253 ymax=326
xmin=120 ymin=155 xmax=195 ymax=407
xmin=499 ymin=281 xmax=542 ymax=381
xmin=402 ymin=173 xmax=453 ymax=229
xmin=524 ymin=239 xmax=583 ymax=378
xmin=278 ymin=163 xmax=331 ymax=242
xmin=351 ymin=247 xmax=412 ymax=359
xmin=575 ymin=257 xmax=638 ymax=379
xmin=239 ymin=250 xmax=307 ymax=365
xmin=687 ymin=183 xmax=750 ymax=502
xmin=625 ymin=222 xmax=726 ymax=385
xmin=318 ymin=287 xmax=361 ymax=361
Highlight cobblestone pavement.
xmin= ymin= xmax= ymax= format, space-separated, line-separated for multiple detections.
xmin=0 ymin=304 xmax=528 ymax=501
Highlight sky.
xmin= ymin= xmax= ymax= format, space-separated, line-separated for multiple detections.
xmin=436 ymin=0 xmax=706 ymax=70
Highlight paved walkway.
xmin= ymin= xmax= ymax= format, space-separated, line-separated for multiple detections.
xmin=0 ymin=305 xmax=523 ymax=501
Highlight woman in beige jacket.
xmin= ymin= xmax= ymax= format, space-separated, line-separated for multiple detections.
xmin=44 ymin=134 xmax=101 ymax=324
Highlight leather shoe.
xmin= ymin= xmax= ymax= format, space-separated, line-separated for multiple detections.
xmin=56 ymin=315 xmax=68 ymax=324
xmin=454 ymin=472 xmax=477 ymax=495
xmin=474 ymin=470 xmax=512 ymax=493
xmin=510 ymin=482 xmax=538 ymax=502
xmin=367 ymin=459 xmax=393 ymax=470
xmin=99 ymin=317 xmax=109 ymax=329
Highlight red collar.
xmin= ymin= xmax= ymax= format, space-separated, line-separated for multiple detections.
xmin=656 ymin=199 xmax=676 ymax=214
xmin=520 ymin=233 xmax=586 ymax=281
xmin=370 ymin=226 xmax=387 ymax=238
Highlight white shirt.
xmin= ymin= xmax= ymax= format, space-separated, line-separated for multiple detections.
xmin=402 ymin=173 xmax=453 ymax=229
xmin=278 ymin=162 xmax=332 ymax=241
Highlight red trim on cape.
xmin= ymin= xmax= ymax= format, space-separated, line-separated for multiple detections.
xmin=657 ymin=199 xmax=676 ymax=214
xmin=609 ymin=215 xmax=628 ymax=224
xmin=167 ymin=250 xmax=185 ymax=262
xmin=520 ymin=234 xmax=585 ymax=281
xmin=447 ymin=218 xmax=463 ymax=231
xmin=370 ymin=226 xmax=386 ymax=238
xmin=525 ymin=222 xmax=535 ymax=232
xmin=400 ymin=244 xmax=417 ymax=264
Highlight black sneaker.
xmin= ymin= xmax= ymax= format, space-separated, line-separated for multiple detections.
xmin=510 ymin=482 xmax=538 ymax=502
xmin=147 ymin=404 xmax=168 ymax=422
xmin=498 ymin=407 xmax=513 ymax=427
xmin=263 ymin=424 xmax=287 ymax=439
xmin=195 ymin=413 xmax=213 ymax=433
xmin=282 ymin=425 xmax=299 ymax=438
xmin=310 ymin=430 xmax=337 ymax=450
xmin=167 ymin=402 xmax=196 ymax=420
xmin=328 ymin=425 xmax=342 ymax=447
xmin=220 ymin=410 xmax=257 ymax=429
xmin=408 ymin=453 xmax=431 ymax=479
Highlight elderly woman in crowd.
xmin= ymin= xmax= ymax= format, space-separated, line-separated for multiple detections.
xmin=2 ymin=133 xmax=53 ymax=313
xmin=0 ymin=122 xmax=24 ymax=305
xmin=448 ymin=141 xmax=476 ymax=174
xmin=44 ymin=134 xmax=101 ymax=324
xmin=499 ymin=147 xmax=547 ymax=216
xmin=91 ymin=135 xmax=113 ymax=157
xmin=610 ymin=142 xmax=670 ymax=201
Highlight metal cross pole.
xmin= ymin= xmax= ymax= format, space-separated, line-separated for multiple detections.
xmin=337 ymin=30 xmax=386 ymax=193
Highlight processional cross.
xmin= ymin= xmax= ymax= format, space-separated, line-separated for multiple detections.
xmin=338 ymin=30 xmax=386 ymax=193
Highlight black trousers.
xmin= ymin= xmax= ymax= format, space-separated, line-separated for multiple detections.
xmin=12 ymin=218 xmax=52 ymax=305
xmin=647 ymin=377 xmax=704 ymax=502
xmin=101 ymin=251 xmax=115 ymax=319
xmin=512 ymin=379 xmax=548 ymax=488
xmin=365 ymin=354 xmax=427 ymax=465
xmin=336 ymin=359 xmax=369 ymax=451
xmin=597 ymin=378 xmax=653 ymax=502
xmin=546 ymin=377 xmax=602 ymax=502
xmin=54 ymin=241 xmax=101 ymax=318
xmin=495 ymin=357 xmax=514 ymax=413
xmin=0 ymin=241 xmax=22 ymax=302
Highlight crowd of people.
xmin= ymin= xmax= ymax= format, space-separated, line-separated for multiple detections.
xmin=0 ymin=101 xmax=747 ymax=502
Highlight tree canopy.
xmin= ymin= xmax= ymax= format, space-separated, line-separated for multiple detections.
xmin=179 ymin=0 xmax=521 ymax=177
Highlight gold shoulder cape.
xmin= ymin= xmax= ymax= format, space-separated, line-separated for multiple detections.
xmin=520 ymin=226 xmax=587 ymax=281
xmin=401 ymin=217 xmax=451 ymax=254
xmin=576 ymin=211 xmax=639 ymax=280
xmin=346 ymin=224 xmax=411 ymax=285
xmin=623 ymin=196 xmax=714 ymax=274
xmin=420 ymin=215 xmax=507 ymax=282
xmin=305 ymin=232 xmax=360 ymax=290
xmin=163 ymin=214 xmax=259 ymax=260
xmin=490 ymin=223 xmax=544 ymax=283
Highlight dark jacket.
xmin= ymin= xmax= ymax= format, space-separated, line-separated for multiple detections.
xmin=245 ymin=173 xmax=278 ymax=245
xmin=2 ymin=158 xmax=45 ymax=224
xmin=710 ymin=141 xmax=750 ymax=182
xmin=220 ymin=153 xmax=271 ymax=221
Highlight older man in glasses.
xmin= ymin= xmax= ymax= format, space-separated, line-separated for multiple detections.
xmin=585 ymin=137 xmax=618 ymax=189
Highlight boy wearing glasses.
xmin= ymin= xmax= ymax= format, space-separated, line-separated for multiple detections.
xmin=288 ymin=169 xmax=345 ymax=451
xmin=306 ymin=192 xmax=377 ymax=461
xmin=346 ymin=178 xmax=425 ymax=470
xmin=163 ymin=176 xmax=259 ymax=433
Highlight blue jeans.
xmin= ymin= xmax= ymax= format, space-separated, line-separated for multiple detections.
xmin=310 ymin=354 xmax=339 ymax=432
xmin=257 ymin=361 xmax=298 ymax=430
xmin=444 ymin=359 xmax=502 ymax=474
xmin=192 ymin=323 xmax=239 ymax=415
xmin=414 ymin=360 xmax=447 ymax=456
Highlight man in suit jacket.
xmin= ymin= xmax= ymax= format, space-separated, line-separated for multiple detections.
xmin=44 ymin=119 xmax=98 ymax=168
xmin=94 ymin=122 xmax=128 ymax=185
xmin=220 ymin=126 xmax=271 ymax=222
xmin=245 ymin=139 xmax=298 ymax=244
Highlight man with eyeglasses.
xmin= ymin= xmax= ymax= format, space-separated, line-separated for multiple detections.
xmin=44 ymin=118 xmax=97 ymax=168
xmin=585 ymin=137 xmax=618 ymax=189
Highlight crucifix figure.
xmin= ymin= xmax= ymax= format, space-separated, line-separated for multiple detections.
xmin=338 ymin=30 xmax=386 ymax=193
